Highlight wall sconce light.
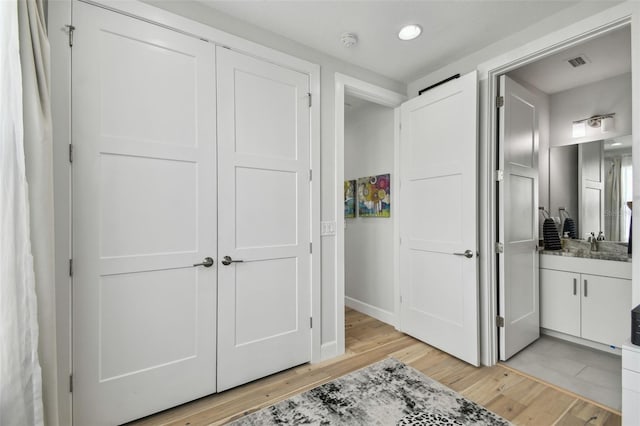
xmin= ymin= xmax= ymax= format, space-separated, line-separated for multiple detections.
xmin=572 ymin=113 xmax=615 ymax=138
xmin=572 ymin=121 xmax=586 ymax=138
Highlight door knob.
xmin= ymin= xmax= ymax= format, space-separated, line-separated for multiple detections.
xmin=453 ymin=250 xmax=474 ymax=259
xmin=193 ymin=257 xmax=214 ymax=267
xmin=221 ymin=256 xmax=244 ymax=266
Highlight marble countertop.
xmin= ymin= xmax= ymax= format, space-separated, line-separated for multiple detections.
xmin=540 ymin=239 xmax=632 ymax=262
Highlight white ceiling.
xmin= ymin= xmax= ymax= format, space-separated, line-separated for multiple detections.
xmin=509 ymin=26 xmax=631 ymax=94
xmin=199 ymin=1 xmax=586 ymax=83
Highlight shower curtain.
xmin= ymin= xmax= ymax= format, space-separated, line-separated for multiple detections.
xmin=605 ymin=155 xmax=633 ymax=242
xmin=605 ymin=157 xmax=621 ymax=241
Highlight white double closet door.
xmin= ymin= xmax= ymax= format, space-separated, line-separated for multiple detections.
xmin=71 ymin=3 xmax=311 ymax=425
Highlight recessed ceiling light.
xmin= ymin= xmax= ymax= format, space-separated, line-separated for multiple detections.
xmin=398 ymin=24 xmax=422 ymax=41
xmin=611 ymin=142 xmax=622 ymax=146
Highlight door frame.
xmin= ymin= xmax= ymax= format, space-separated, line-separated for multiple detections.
xmin=479 ymin=3 xmax=637 ymax=366
xmin=333 ymin=73 xmax=406 ymax=358
xmin=50 ymin=1 xmax=321 ymax=424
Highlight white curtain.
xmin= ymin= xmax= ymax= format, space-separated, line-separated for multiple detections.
xmin=0 ymin=0 xmax=44 ymax=425
xmin=18 ymin=0 xmax=58 ymax=424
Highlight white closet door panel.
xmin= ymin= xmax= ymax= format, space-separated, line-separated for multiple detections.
xmin=72 ymin=3 xmax=217 ymax=425
xmin=217 ymin=46 xmax=311 ymax=391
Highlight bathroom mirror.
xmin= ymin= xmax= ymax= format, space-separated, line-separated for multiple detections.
xmin=549 ymin=135 xmax=632 ymax=242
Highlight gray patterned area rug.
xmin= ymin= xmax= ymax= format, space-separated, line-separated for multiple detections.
xmin=230 ymin=358 xmax=511 ymax=425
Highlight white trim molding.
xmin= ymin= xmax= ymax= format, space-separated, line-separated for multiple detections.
xmin=345 ymin=297 xmax=396 ymax=327
xmin=334 ymin=72 xmax=406 ymax=358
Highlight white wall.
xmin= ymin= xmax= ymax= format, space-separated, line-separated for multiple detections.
xmin=344 ymin=100 xmax=394 ymax=323
xmin=141 ymin=1 xmax=406 ymax=350
xmin=550 ymin=72 xmax=632 ymax=147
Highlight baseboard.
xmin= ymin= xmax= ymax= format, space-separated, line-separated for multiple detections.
xmin=541 ymin=328 xmax=622 ymax=355
xmin=345 ymin=297 xmax=395 ymax=327
xmin=320 ymin=341 xmax=339 ymax=361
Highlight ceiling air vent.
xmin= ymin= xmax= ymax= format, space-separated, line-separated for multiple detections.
xmin=567 ymin=56 xmax=588 ymax=68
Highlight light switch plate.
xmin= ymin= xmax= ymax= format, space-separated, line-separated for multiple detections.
xmin=321 ymin=221 xmax=337 ymax=236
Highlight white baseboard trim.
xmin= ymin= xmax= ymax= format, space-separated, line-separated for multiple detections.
xmin=541 ymin=328 xmax=622 ymax=355
xmin=345 ymin=296 xmax=395 ymax=327
xmin=320 ymin=341 xmax=339 ymax=361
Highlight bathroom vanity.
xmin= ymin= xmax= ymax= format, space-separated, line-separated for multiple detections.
xmin=540 ymin=241 xmax=631 ymax=351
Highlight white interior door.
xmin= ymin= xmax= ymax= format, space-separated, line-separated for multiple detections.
xmin=579 ymin=141 xmax=605 ymax=237
xmin=498 ymin=75 xmax=540 ymax=361
xmin=72 ymin=3 xmax=217 ymax=425
xmin=399 ymin=71 xmax=480 ymax=366
xmin=216 ymin=47 xmax=312 ymax=391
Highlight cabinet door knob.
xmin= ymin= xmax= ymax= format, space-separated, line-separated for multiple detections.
xmin=573 ymin=278 xmax=577 ymax=295
xmin=584 ymin=279 xmax=588 ymax=297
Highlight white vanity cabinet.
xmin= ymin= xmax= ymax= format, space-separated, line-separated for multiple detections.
xmin=581 ymin=274 xmax=632 ymax=346
xmin=540 ymin=254 xmax=632 ymax=349
xmin=540 ymin=269 xmax=581 ymax=336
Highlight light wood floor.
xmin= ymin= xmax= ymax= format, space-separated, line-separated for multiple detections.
xmin=129 ymin=308 xmax=621 ymax=425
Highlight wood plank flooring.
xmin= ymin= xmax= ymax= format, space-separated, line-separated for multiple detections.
xmin=129 ymin=309 xmax=621 ymax=425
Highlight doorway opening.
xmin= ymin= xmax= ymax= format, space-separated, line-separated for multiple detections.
xmin=343 ymin=96 xmax=396 ymax=325
xmin=495 ymin=23 xmax=632 ymax=411
xmin=333 ymin=73 xmax=405 ymax=358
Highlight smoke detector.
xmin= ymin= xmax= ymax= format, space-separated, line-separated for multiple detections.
xmin=566 ymin=54 xmax=590 ymax=68
xmin=341 ymin=32 xmax=358 ymax=48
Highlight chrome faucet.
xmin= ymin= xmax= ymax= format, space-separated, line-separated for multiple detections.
xmin=589 ymin=232 xmax=598 ymax=251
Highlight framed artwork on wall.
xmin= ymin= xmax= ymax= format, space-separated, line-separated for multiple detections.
xmin=357 ymin=174 xmax=390 ymax=217
xmin=344 ymin=179 xmax=356 ymax=218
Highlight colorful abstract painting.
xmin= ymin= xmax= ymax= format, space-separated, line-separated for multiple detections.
xmin=344 ymin=180 xmax=356 ymax=218
xmin=357 ymin=174 xmax=390 ymax=217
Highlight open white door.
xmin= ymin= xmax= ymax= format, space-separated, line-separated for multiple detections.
xmin=498 ymin=75 xmax=540 ymax=361
xmin=72 ymin=3 xmax=217 ymax=425
xmin=579 ymin=141 xmax=605 ymax=237
xmin=399 ymin=71 xmax=479 ymax=366
xmin=216 ymin=47 xmax=312 ymax=391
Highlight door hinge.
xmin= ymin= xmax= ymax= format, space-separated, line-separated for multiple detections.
xmin=69 ymin=259 xmax=73 ymax=277
xmin=68 ymin=144 xmax=73 ymax=163
xmin=495 ymin=170 xmax=503 ymax=182
xmin=496 ymin=95 xmax=504 ymax=108
xmin=69 ymin=374 xmax=73 ymax=393
xmin=495 ymin=242 xmax=504 ymax=254
xmin=308 ymin=93 xmax=312 ymax=107
xmin=309 ymin=242 xmax=312 ymax=253
xmin=310 ymin=317 xmax=313 ymax=328
xmin=496 ymin=316 xmax=505 ymax=327
xmin=65 ymin=24 xmax=75 ymax=47
xmin=309 ymin=169 xmax=312 ymax=181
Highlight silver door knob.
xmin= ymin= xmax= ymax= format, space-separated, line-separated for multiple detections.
xmin=453 ymin=250 xmax=474 ymax=258
xmin=221 ymin=256 xmax=244 ymax=266
xmin=193 ymin=257 xmax=214 ymax=267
